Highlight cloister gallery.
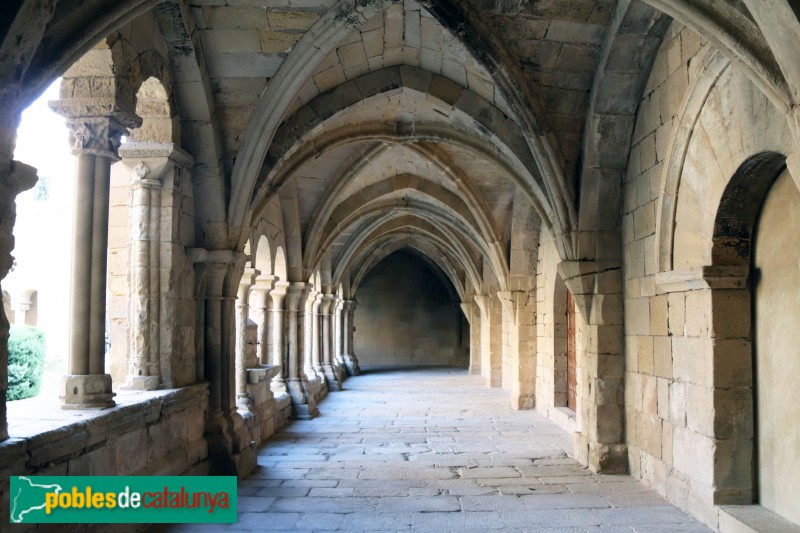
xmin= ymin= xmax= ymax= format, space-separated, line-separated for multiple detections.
xmin=0 ymin=0 xmax=799 ymax=531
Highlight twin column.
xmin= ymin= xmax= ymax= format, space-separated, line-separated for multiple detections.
xmin=57 ymin=115 xmax=139 ymax=409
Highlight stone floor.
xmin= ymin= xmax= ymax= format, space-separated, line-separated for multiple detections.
xmin=164 ymin=367 xmax=712 ymax=532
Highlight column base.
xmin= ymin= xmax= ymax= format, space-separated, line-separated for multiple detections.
xmin=587 ymin=442 xmax=628 ymax=474
xmin=286 ymin=377 xmax=319 ymax=419
xmin=236 ymin=393 xmax=255 ymax=413
xmin=61 ymin=374 xmax=116 ymax=409
xmin=204 ymin=410 xmax=256 ymax=477
xmin=124 ymin=375 xmax=159 ymax=391
xmin=334 ymin=362 xmax=347 ymax=385
xmin=343 ymin=354 xmax=360 ymax=376
xmin=322 ymin=363 xmax=343 ymax=391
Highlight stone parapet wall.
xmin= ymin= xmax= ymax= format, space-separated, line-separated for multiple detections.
xmin=0 ymin=384 xmax=210 ymax=524
xmin=242 ymin=375 xmax=293 ymax=446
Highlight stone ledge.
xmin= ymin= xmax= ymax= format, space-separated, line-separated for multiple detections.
xmin=247 ymin=364 xmax=280 ymax=384
xmin=655 ymin=265 xmax=749 ymax=294
xmin=3 ymin=384 xmax=209 ymax=470
xmin=719 ymin=505 xmax=800 ymax=533
xmin=549 ymin=406 xmax=578 ymax=435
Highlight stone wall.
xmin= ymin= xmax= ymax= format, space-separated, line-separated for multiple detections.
xmin=0 ymin=385 xmax=209 ymax=525
xmin=354 ymin=251 xmax=467 ymax=368
xmin=622 ymin=21 xmax=794 ymax=528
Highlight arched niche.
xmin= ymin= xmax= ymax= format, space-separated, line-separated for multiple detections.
xmin=274 ymin=246 xmax=288 ymax=281
xmin=751 ymin=166 xmax=800 ymax=525
xmin=254 ymin=235 xmax=272 ymax=275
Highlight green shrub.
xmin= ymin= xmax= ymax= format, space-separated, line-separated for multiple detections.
xmin=7 ymin=326 xmax=46 ymax=401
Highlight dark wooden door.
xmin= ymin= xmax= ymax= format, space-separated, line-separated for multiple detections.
xmin=567 ymin=291 xmax=577 ymax=411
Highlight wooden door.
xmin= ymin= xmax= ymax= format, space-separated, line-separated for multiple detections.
xmin=566 ymin=291 xmax=577 ymax=411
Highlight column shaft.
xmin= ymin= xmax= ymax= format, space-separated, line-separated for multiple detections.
xmin=69 ymin=154 xmax=95 ymax=375
xmin=284 ymin=283 xmax=318 ymax=419
xmin=320 ymin=295 xmax=342 ymax=390
xmin=88 ymin=156 xmax=110 ymax=375
xmin=311 ymin=296 xmax=323 ymax=374
xmin=342 ymin=300 xmax=360 ymax=376
xmin=235 ymin=269 xmax=258 ymax=408
xmin=267 ymin=281 xmax=288 ymax=387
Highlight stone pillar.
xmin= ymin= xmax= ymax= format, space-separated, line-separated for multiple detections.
xmin=334 ymin=299 xmax=344 ymax=364
xmin=341 ymin=300 xmax=361 ymax=376
xmin=284 ymin=282 xmax=319 ymax=419
xmin=268 ymin=281 xmax=289 ymax=389
xmin=655 ymin=265 xmax=753 ymax=507
xmin=0 ymin=155 xmax=38 ymax=440
xmin=474 ymin=294 xmax=502 ymax=388
xmin=12 ymin=300 xmax=30 ymax=326
xmin=308 ymin=291 xmax=323 ymax=380
xmin=235 ymin=267 xmax=259 ymax=412
xmin=189 ymin=249 xmax=255 ymax=475
xmin=498 ymin=290 xmax=536 ymax=410
xmin=126 ymin=160 xmax=161 ymax=389
xmin=558 ymin=260 xmax=626 ymax=474
xmin=332 ymin=298 xmax=347 ymax=383
xmin=249 ymin=275 xmax=276 ymax=366
xmin=320 ymin=294 xmax=342 ymax=391
xmin=460 ymin=301 xmax=482 ymax=375
xmin=51 ymin=107 xmax=140 ymax=408
xmin=115 ymin=143 xmax=193 ymax=389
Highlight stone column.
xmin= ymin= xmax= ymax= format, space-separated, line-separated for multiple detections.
xmin=0 ymin=155 xmax=38 ymax=440
xmin=189 ymin=248 xmax=255 ymax=475
xmin=249 ymin=275 xmax=276 ymax=366
xmin=320 ymin=294 xmax=342 ymax=390
xmin=333 ymin=299 xmax=344 ymax=363
xmin=284 ymin=282 xmax=318 ymax=419
xmin=332 ymin=299 xmax=347 ymax=382
xmin=308 ymin=291 xmax=323 ymax=380
xmin=460 ymin=301 xmax=482 ymax=375
xmin=12 ymin=300 xmax=30 ymax=326
xmin=235 ymin=267 xmax=259 ymax=412
xmin=51 ymin=108 xmax=140 ymax=409
xmin=474 ymin=294 xmax=501 ymax=387
xmin=341 ymin=300 xmax=361 ymax=376
xmin=126 ymin=160 xmax=162 ymax=389
xmin=268 ymin=282 xmax=289 ymax=390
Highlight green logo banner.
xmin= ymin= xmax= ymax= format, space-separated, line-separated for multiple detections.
xmin=9 ymin=476 xmax=237 ymax=524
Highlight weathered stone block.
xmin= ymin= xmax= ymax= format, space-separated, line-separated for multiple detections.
xmin=267 ymin=10 xmax=319 ymax=30
xmin=649 ymin=294 xmax=668 ymax=336
xmin=625 ymin=298 xmax=650 ymax=336
xmin=672 ymin=426 xmax=715 ymax=485
xmin=652 ymin=336 xmax=672 ymax=379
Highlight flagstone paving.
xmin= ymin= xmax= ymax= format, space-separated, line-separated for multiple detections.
xmin=163 ymin=368 xmax=712 ymax=532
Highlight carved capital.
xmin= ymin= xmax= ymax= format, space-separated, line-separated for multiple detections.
xmin=133 ymin=161 xmax=149 ymax=180
xmin=66 ymin=116 xmax=128 ymax=159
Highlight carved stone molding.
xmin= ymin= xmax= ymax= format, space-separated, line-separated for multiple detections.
xmin=557 ymin=260 xmax=619 ymax=321
xmin=655 ymin=265 xmax=749 ymax=294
